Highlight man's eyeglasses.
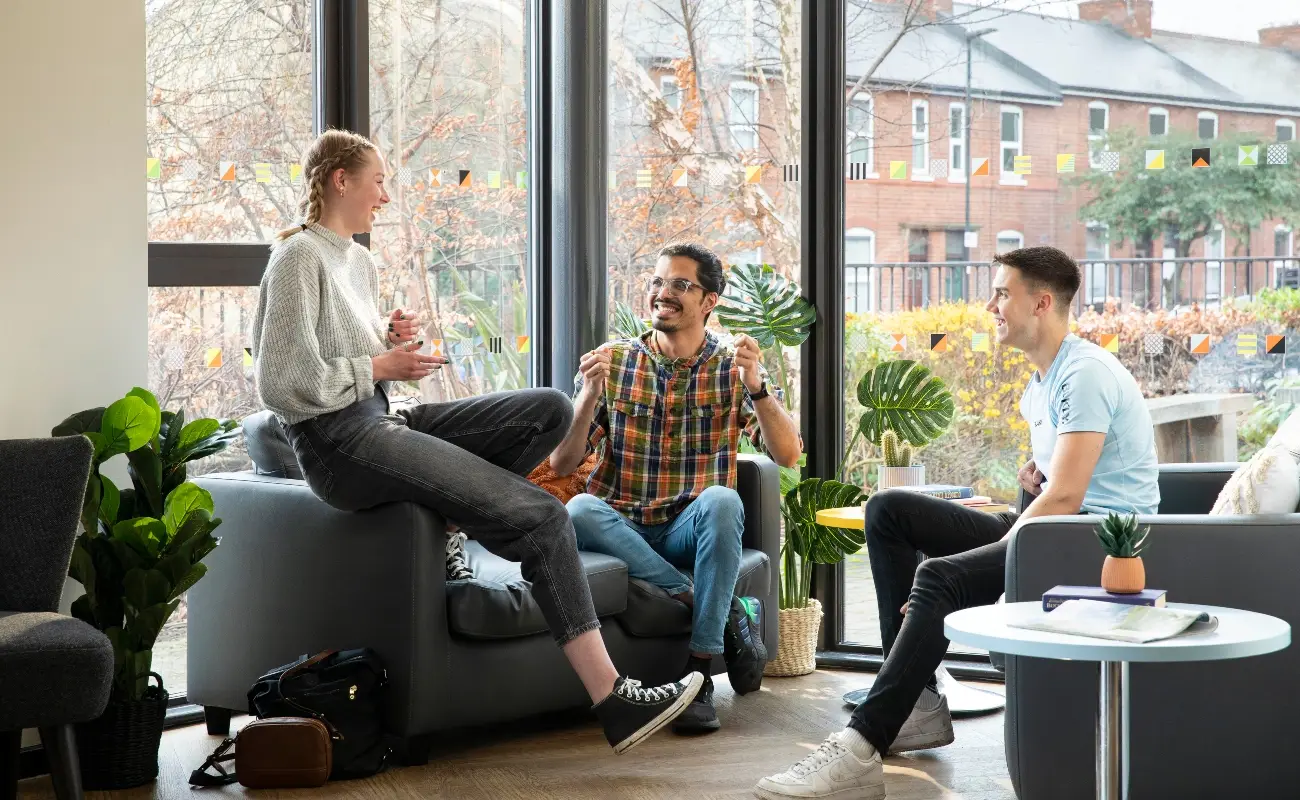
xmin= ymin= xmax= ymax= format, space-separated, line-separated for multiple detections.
xmin=645 ymin=276 xmax=706 ymax=297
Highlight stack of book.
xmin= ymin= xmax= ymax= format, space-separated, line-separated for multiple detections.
xmin=897 ymin=484 xmax=1011 ymax=513
xmin=1042 ymin=585 xmax=1168 ymax=612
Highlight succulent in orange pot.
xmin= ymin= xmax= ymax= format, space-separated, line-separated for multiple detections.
xmin=1095 ymin=511 xmax=1150 ymax=594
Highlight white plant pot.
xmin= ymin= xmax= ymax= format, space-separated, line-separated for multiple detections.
xmin=878 ymin=464 xmax=925 ymax=491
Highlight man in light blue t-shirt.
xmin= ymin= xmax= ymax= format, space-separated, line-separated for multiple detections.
xmin=757 ymin=247 xmax=1160 ymax=800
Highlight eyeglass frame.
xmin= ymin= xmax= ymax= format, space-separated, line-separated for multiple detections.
xmin=644 ymin=276 xmax=711 ymax=297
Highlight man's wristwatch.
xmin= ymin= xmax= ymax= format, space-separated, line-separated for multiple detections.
xmin=747 ymin=381 xmax=770 ymax=401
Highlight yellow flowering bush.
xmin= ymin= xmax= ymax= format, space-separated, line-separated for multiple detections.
xmin=846 ymin=304 xmax=1034 ymax=502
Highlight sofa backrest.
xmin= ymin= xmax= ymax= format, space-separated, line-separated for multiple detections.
xmin=242 ymin=410 xmax=303 ymax=479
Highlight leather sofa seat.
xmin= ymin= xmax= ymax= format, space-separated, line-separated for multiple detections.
xmin=448 ymin=542 xmax=629 ymax=639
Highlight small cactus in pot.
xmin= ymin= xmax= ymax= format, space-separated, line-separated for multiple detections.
xmin=1095 ymin=511 xmax=1150 ymax=594
xmin=881 ymin=429 xmax=913 ymax=468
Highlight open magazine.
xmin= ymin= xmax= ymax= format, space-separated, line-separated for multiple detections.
xmin=1008 ymin=599 xmax=1219 ymax=644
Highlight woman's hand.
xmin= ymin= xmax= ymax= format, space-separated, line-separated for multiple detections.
xmin=386 ymin=308 xmax=420 ymax=346
xmin=372 ymin=341 xmax=448 ymax=381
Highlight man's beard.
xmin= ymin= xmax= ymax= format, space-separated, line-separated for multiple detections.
xmin=651 ymin=317 xmax=681 ymax=332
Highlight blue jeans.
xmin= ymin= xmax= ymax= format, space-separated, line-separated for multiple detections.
xmin=567 ymin=486 xmax=745 ymax=655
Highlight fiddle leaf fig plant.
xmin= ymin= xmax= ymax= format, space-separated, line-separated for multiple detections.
xmin=52 ymin=387 xmax=240 ymax=700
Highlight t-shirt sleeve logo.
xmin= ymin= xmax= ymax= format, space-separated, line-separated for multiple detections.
xmin=1057 ymin=379 xmax=1072 ymax=425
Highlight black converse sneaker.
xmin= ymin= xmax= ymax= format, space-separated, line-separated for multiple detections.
xmin=723 ymin=596 xmax=767 ymax=694
xmin=592 ymin=673 xmax=704 ymax=754
xmin=446 ymin=531 xmax=473 ymax=581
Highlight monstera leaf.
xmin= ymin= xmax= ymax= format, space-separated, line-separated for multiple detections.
xmin=855 ymin=360 xmax=955 ymax=447
xmin=714 ymin=263 xmax=816 ymax=349
xmin=782 ymin=478 xmax=868 ymax=565
xmin=611 ymin=300 xmax=650 ymax=340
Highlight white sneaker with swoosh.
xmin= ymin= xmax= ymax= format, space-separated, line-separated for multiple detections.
xmin=754 ymin=731 xmax=885 ymax=799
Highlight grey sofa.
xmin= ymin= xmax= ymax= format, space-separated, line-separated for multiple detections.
xmin=1005 ymin=463 xmax=1300 ymax=799
xmin=187 ymin=412 xmax=780 ymax=762
xmin=1 ymin=437 xmax=113 ymax=800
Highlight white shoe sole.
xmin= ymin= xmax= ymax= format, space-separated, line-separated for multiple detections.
xmin=753 ymin=780 xmax=886 ymax=800
xmin=613 ymin=672 xmax=706 ymax=755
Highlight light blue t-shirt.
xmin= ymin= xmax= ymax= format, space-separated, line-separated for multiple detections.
xmin=1018 ymin=334 xmax=1160 ymax=515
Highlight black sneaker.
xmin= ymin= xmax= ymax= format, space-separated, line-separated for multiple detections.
xmin=592 ymin=673 xmax=704 ymax=754
xmin=671 ymin=672 xmax=720 ymax=734
xmin=723 ymin=596 xmax=767 ymax=695
xmin=446 ymin=531 xmax=473 ymax=581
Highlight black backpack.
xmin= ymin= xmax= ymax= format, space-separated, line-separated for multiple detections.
xmin=247 ymin=648 xmax=391 ymax=780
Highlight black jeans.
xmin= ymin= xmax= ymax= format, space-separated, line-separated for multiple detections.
xmin=847 ymin=490 xmax=1018 ymax=753
xmin=285 ymin=385 xmax=601 ymax=647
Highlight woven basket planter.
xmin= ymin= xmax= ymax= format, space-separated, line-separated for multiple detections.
xmin=764 ymin=599 xmax=823 ymax=677
xmin=76 ymin=672 xmax=168 ymax=790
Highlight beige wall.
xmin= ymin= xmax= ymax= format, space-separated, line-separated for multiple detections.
xmin=0 ymin=0 xmax=144 ymax=752
xmin=0 ymin=0 xmax=146 ymax=441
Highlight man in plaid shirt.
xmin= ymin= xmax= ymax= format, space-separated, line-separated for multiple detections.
xmin=550 ymin=243 xmax=803 ymax=734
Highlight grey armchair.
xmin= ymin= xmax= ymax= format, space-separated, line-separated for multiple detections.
xmin=0 ymin=437 xmax=114 ymax=800
xmin=187 ymin=412 xmax=781 ymax=763
xmin=1004 ymin=463 xmax=1300 ymax=799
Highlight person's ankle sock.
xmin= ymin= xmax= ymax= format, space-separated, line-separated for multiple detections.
xmin=684 ymin=654 xmax=712 ymax=679
xmin=840 ymin=727 xmax=878 ymax=760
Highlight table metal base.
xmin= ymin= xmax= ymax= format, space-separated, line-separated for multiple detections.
xmin=1098 ymin=661 xmax=1129 ymax=800
xmin=841 ymin=664 xmax=1006 ymax=716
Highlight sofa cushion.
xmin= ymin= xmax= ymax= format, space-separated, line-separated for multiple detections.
xmin=1209 ymin=445 xmax=1300 ymax=514
xmin=447 ymin=541 xmax=629 ymax=640
xmin=0 ymin=611 xmax=114 ymax=729
xmin=615 ymin=548 xmax=771 ymax=638
xmin=242 ymin=410 xmax=303 ymax=479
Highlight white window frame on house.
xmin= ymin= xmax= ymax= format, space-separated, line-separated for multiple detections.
xmin=1197 ymin=111 xmax=1218 ymax=140
xmin=912 ymin=99 xmax=931 ymax=179
xmin=1205 ymin=224 xmax=1224 ymax=304
xmin=660 ymin=75 xmax=681 ymax=112
xmin=1274 ymin=225 xmax=1296 ymax=288
xmin=995 ymin=230 xmax=1024 ymax=254
xmin=1085 ymin=223 xmax=1110 ymax=305
xmin=728 ymin=81 xmax=760 ymax=151
xmin=1148 ymin=107 xmax=1168 ymax=137
xmin=948 ymin=101 xmax=966 ymax=182
xmin=847 ymin=92 xmax=874 ymax=174
xmin=1278 ymin=119 xmax=1297 ymax=143
xmin=1000 ymin=105 xmax=1025 ymax=185
xmin=845 ymin=227 xmax=877 ymax=313
xmin=1088 ymin=101 xmax=1109 ymax=167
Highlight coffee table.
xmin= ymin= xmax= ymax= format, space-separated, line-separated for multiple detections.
xmin=817 ymin=504 xmax=1008 ymax=716
xmin=945 ymin=602 xmax=1290 ymax=800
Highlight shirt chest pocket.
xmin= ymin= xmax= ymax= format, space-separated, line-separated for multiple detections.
xmin=684 ymin=403 xmax=728 ymax=455
xmin=610 ymin=396 xmax=657 ymax=455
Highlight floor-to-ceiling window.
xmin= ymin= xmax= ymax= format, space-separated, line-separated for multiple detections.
xmin=606 ymin=0 xmax=802 ymax=423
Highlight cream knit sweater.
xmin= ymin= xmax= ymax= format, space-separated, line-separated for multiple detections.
xmin=251 ymin=223 xmax=393 ymax=424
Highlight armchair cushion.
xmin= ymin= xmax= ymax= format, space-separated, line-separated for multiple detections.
xmin=446 ymin=542 xmax=629 ymax=639
xmin=0 ymin=611 xmax=113 ymax=729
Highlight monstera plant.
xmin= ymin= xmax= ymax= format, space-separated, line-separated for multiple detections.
xmin=848 ymin=359 xmax=955 ymax=488
xmin=52 ymin=388 xmax=240 ymax=701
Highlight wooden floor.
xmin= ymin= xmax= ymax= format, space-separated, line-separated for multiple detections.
xmin=20 ymin=668 xmax=1013 ymax=800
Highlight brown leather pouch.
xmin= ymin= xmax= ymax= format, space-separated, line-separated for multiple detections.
xmin=190 ymin=717 xmax=333 ymax=789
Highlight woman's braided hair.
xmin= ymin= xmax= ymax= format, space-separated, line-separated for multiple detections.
xmin=277 ymin=129 xmax=378 ymax=241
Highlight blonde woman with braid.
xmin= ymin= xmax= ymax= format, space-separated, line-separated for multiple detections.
xmin=250 ymin=129 xmax=702 ymax=755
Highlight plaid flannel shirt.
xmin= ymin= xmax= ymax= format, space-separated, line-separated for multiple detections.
xmin=574 ymin=329 xmax=783 ymax=526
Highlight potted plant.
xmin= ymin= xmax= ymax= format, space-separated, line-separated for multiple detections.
xmin=1096 ymin=511 xmax=1150 ymax=594
xmin=766 ymin=478 xmax=867 ymax=676
xmin=51 ymin=387 xmax=239 ymax=789
xmin=850 ymin=359 xmax=955 ymax=492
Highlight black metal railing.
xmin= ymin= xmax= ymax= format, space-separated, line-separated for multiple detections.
xmin=844 ymin=256 xmax=1300 ymax=315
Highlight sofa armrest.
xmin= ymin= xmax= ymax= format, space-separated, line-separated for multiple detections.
xmin=736 ymin=454 xmax=781 ymax=651
xmin=188 ymin=472 xmax=448 ymax=737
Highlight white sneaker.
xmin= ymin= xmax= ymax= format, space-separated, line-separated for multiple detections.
xmin=754 ymin=731 xmax=885 ymax=799
xmin=890 ymin=688 xmax=954 ymax=753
